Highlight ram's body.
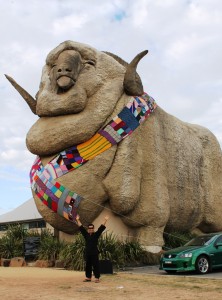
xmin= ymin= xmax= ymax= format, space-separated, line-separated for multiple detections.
xmin=7 ymin=41 xmax=222 ymax=251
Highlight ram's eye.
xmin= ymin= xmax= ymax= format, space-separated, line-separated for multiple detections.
xmin=85 ymin=60 xmax=95 ymax=66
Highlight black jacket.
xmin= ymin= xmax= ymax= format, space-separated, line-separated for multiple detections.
xmin=79 ymin=224 xmax=106 ymax=255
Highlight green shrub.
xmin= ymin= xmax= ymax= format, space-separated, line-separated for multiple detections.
xmin=0 ymin=224 xmax=27 ymax=258
xmin=122 ymin=240 xmax=144 ymax=263
xmin=59 ymin=233 xmax=85 ymax=270
xmin=98 ymin=232 xmax=125 ymax=268
xmin=163 ymin=231 xmax=195 ymax=250
xmin=0 ymin=223 xmax=193 ymax=268
xmin=37 ymin=230 xmax=66 ymax=261
xmin=59 ymin=232 xmax=160 ymax=271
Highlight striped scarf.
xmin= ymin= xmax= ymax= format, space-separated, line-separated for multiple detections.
xmin=30 ymin=93 xmax=157 ymax=223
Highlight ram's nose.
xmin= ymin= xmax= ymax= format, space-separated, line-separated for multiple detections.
xmin=57 ymin=76 xmax=75 ymax=90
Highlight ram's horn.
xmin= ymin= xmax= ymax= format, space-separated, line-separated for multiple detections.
xmin=5 ymin=74 xmax=37 ymax=114
xmin=123 ymin=50 xmax=148 ymax=96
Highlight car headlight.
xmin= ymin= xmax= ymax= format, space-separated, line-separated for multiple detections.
xmin=179 ymin=253 xmax=192 ymax=258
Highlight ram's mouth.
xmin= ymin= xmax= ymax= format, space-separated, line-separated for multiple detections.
xmin=56 ymin=75 xmax=75 ymax=91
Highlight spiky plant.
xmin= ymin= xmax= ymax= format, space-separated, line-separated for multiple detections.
xmin=59 ymin=233 xmax=85 ymax=270
xmin=98 ymin=232 xmax=125 ymax=267
xmin=6 ymin=223 xmax=27 ymax=240
xmin=122 ymin=239 xmax=145 ymax=265
xmin=163 ymin=231 xmax=195 ymax=250
xmin=0 ymin=224 xmax=27 ymax=258
xmin=37 ymin=230 xmax=65 ymax=261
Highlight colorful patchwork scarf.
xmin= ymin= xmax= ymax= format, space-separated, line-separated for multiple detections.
xmin=30 ymin=93 xmax=157 ymax=223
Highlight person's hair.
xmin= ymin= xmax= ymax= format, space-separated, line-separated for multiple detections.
xmin=87 ymin=223 xmax=94 ymax=229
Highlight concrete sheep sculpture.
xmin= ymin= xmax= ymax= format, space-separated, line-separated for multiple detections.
xmin=6 ymin=40 xmax=222 ymax=252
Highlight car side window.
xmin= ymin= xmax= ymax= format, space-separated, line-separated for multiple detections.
xmin=215 ymin=235 xmax=222 ymax=245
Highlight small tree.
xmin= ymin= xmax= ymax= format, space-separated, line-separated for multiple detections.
xmin=0 ymin=224 xmax=27 ymax=258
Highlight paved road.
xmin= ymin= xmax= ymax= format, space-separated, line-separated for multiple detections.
xmin=121 ymin=265 xmax=222 ymax=279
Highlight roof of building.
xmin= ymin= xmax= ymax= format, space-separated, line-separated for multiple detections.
xmin=0 ymin=198 xmax=43 ymax=224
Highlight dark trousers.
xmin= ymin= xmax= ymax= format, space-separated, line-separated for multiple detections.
xmin=85 ymin=254 xmax=100 ymax=279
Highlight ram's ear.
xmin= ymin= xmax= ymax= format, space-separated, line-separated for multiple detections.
xmin=124 ymin=50 xmax=148 ymax=96
xmin=5 ymin=74 xmax=37 ymax=115
xmin=103 ymin=51 xmax=128 ymax=67
xmin=103 ymin=50 xmax=148 ymax=96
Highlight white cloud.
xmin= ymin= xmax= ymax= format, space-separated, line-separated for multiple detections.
xmin=52 ymin=14 xmax=88 ymax=34
xmin=188 ymin=1 xmax=222 ymax=25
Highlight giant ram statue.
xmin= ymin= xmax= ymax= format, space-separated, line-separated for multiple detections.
xmin=6 ymin=40 xmax=222 ymax=252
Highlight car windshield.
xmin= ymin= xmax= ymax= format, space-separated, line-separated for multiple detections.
xmin=185 ymin=235 xmax=216 ymax=246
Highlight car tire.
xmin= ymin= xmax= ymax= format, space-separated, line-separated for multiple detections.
xmin=165 ymin=270 xmax=176 ymax=274
xmin=195 ymin=255 xmax=210 ymax=274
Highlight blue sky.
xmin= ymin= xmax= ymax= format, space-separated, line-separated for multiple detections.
xmin=0 ymin=0 xmax=222 ymax=215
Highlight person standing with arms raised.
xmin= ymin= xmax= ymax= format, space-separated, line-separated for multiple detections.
xmin=75 ymin=214 xmax=109 ymax=283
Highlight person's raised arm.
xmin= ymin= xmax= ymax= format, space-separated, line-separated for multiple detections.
xmin=102 ymin=215 xmax=109 ymax=226
xmin=76 ymin=214 xmax=82 ymax=227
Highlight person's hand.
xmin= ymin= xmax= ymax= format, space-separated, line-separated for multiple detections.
xmin=102 ymin=215 xmax=109 ymax=225
xmin=104 ymin=215 xmax=109 ymax=221
xmin=75 ymin=214 xmax=82 ymax=227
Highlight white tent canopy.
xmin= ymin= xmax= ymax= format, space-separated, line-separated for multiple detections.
xmin=0 ymin=198 xmax=42 ymax=223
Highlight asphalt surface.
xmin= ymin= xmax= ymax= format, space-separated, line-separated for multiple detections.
xmin=121 ymin=265 xmax=222 ymax=279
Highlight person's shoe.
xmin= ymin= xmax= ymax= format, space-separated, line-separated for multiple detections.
xmin=95 ymin=278 xmax=100 ymax=283
xmin=83 ymin=278 xmax=91 ymax=282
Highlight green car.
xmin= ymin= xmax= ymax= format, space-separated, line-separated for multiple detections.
xmin=160 ymin=233 xmax=222 ymax=274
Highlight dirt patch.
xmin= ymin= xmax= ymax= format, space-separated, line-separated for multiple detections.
xmin=0 ymin=266 xmax=222 ymax=300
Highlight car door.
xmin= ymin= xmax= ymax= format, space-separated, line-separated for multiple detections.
xmin=210 ymin=235 xmax=222 ymax=267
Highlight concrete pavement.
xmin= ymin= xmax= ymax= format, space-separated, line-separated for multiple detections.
xmin=120 ymin=265 xmax=222 ymax=279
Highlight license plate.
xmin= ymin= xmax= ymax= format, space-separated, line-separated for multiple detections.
xmin=165 ymin=261 xmax=172 ymax=264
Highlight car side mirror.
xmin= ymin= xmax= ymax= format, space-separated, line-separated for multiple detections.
xmin=215 ymin=242 xmax=222 ymax=248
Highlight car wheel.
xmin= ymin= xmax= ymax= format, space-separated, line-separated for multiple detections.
xmin=195 ymin=255 xmax=210 ymax=274
xmin=165 ymin=270 xmax=176 ymax=274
